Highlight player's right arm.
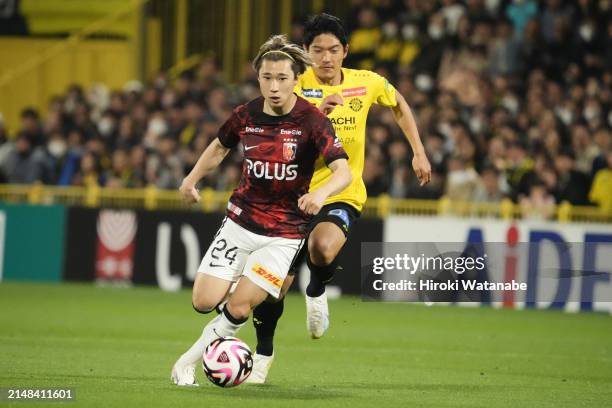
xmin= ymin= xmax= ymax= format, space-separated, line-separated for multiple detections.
xmin=180 ymin=108 xmax=242 ymax=203
xmin=179 ymin=138 xmax=230 ymax=203
xmin=294 ymin=76 xmax=343 ymax=115
xmin=298 ymin=115 xmax=351 ymax=215
xmin=319 ymin=94 xmax=343 ymax=115
xmin=298 ymin=157 xmax=351 ymax=215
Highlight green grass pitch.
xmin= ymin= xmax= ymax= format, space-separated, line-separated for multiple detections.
xmin=1 ymin=283 xmax=611 ymax=407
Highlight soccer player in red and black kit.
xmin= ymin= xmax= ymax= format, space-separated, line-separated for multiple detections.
xmin=171 ymin=35 xmax=352 ymax=386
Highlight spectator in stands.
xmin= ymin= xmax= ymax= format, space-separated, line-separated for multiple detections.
xmin=147 ymin=136 xmax=184 ymax=189
xmin=1 ymin=132 xmax=53 ymax=184
xmin=106 ymin=148 xmax=132 ymax=188
xmin=589 ymin=149 xmax=612 ymax=213
xmin=409 ymin=11 xmax=448 ymax=75
xmin=591 ymin=127 xmax=611 ymax=176
xmin=571 ymin=122 xmax=600 ymax=174
xmin=520 ymin=179 xmax=556 ymax=220
xmin=2 ymin=0 xmax=611 ymax=218
xmin=142 ymin=110 xmax=168 ymax=151
xmin=177 ymin=98 xmax=204 ymax=148
xmin=205 ymin=86 xmax=231 ymax=123
xmin=376 ymin=20 xmax=402 ymax=71
xmin=605 ymin=19 xmax=612 ymax=68
xmin=72 ymin=151 xmax=105 ymax=187
xmin=363 ymin=153 xmax=388 ymax=197
xmin=389 ymin=165 xmax=411 ymax=198
xmin=97 ymin=110 xmax=117 ymax=143
xmin=540 ymin=0 xmax=572 ymax=43
xmin=424 ymin=131 xmax=448 ymax=174
xmin=114 ymin=115 xmax=140 ymax=150
xmin=19 ymin=108 xmax=44 ymax=146
xmin=46 ymin=131 xmax=68 ymax=182
xmin=85 ymin=137 xmax=110 ymax=173
xmin=488 ymin=18 xmax=521 ymax=77
xmin=128 ymin=145 xmax=147 ymax=188
xmin=215 ymin=163 xmax=241 ymax=192
xmin=55 ymin=129 xmax=85 ymax=186
xmin=506 ymin=140 xmax=534 ymax=200
xmin=473 ymin=165 xmax=506 ymax=203
xmin=554 ymin=149 xmax=590 ymax=205
xmin=506 ymin=0 xmax=538 ymax=38
xmin=445 ymin=155 xmax=479 ymax=201
xmin=388 ymin=138 xmax=410 ymax=171
xmin=347 ymin=7 xmax=381 ymax=69
xmin=485 ymin=136 xmax=507 ymax=172
xmin=0 ymin=114 xmax=10 ymax=181
xmin=194 ymin=56 xmax=225 ymax=95
xmin=0 ymin=0 xmax=28 ymax=35
xmin=440 ymin=0 xmax=465 ymax=34
xmin=395 ymin=23 xmax=420 ymax=70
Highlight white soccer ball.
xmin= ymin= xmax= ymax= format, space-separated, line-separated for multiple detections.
xmin=202 ymin=336 xmax=253 ymax=387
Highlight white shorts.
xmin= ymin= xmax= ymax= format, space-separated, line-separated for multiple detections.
xmin=197 ymin=217 xmax=304 ymax=298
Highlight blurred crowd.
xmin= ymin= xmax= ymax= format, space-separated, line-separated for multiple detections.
xmin=0 ymin=0 xmax=611 ymax=216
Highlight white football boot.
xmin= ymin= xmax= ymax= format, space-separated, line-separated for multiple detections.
xmin=306 ymin=292 xmax=330 ymax=339
xmin=245 ymin=353 xmax=274 ymax=384
xmin=171 ymin=361 xmax=198 ymax=386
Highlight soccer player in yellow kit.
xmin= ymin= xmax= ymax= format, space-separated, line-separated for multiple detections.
xmin=247 ymin=14 xmax=431 ymax=383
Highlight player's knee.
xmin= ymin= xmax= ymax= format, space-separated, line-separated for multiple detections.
xmin=226 ymin=299 xmax=251 ymax=320
xmin=309 ymin=236 xmax=337 ymax=266
xmin=191 ymin=295 xmax=218 ymax=314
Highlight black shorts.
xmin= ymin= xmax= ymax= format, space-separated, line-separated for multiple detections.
xmin=288 ymin=202 xmax=361 ymax=274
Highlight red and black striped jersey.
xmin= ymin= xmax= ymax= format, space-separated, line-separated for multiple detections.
xmin=217 ymin=95 xmax=348 ymax=239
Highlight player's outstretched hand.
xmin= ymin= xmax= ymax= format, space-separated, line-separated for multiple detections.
xmin=179 ymin=180 xmax=201 ymax=204
xmin=412 ymin=152 xmax=432 ymax=186
xmin=298 ymin=190 xmax=326 ymax=215
xmin=319 ymin=94 xmax=343 ymax=115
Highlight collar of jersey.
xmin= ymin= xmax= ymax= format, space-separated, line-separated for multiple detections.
xmin=309 ymin=67 xmax=347 ymax=88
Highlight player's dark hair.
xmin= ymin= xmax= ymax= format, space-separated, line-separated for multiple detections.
xmin=252 ymin=35 xmax=311 ymax=78
xmin=303 ymin=13 xmax=348 ymax=48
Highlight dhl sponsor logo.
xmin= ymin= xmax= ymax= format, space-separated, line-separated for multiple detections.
xmin=251 ymin=264 xmax=283 ymax=288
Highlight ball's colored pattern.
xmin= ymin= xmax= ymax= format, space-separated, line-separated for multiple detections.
xmin=202 ymin=337 xmax=253 ymax=387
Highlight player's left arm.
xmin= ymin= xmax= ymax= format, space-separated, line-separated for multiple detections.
xmin=298 ymin=158 xmax=351 ymax=215
xmin=390 ymin=92 xmax=432 ymax=186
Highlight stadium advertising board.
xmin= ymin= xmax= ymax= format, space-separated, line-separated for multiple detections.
xmin=64 ymin=207 xmax=224 ymax=288
xmin=133 ymin=211 xmax=382 ymax=294
xmin=63 ymin=207 xmax=99 ymax=282
xmin=378 ymin=216 xmax=612 ymax=312
xmin=132 ymin=210 xmax=224 ymax=290
xmin=63 ymin=207 xmax=383 ymax=294
xmin=0 ymin=204 xmax=65 ymax=282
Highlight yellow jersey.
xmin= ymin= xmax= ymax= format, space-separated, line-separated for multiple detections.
xmin=295 ymin=67 xmax=398 ymax=211
xmin=589 ymin=168 xmax=612 ymax=214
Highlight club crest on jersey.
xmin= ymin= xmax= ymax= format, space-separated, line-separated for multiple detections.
xmin=348 ymin=98 xmax=363 ymax=112
xmin=283 ymin=142 xmax=297 ymax=161
xmin=342 ymin=86 xmax=367 ymax=97
xmin=302 ymin=88 xmax=323 ymax=98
